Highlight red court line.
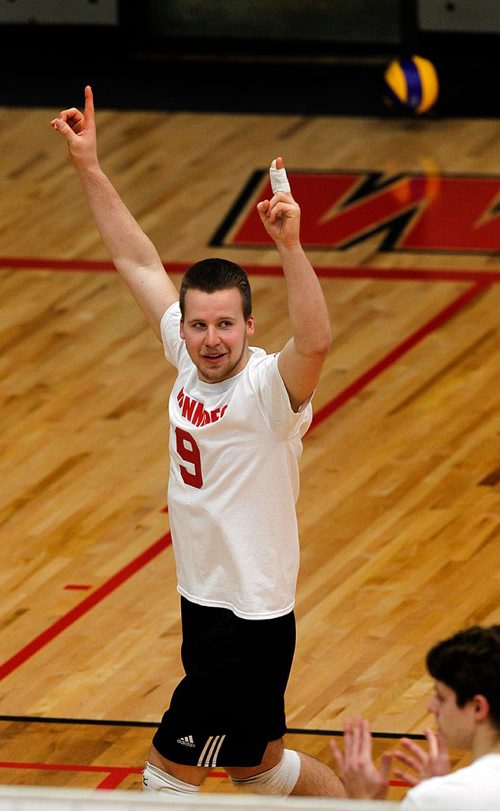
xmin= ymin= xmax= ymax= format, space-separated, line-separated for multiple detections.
xmin=0 ymin=282 xmax=488 ymax=683
xmin=243 ymin=264 xmax=500 ymax=285
xmin=0 ymin=534 xmax=171 ymax=682
xmin=0 ymin=761 xmax=141 ymax=791
xmin=0 ymin=760 xmax=411 ymax=790
xmin=311 ymin=281 xmax=488 ymax=430
xmin=0 ymin=257 xmax=115 ymax=272
xmin=1 ymin=255 xmax=500 ymax=283
xmin=96 ymin=768 xmax=140 ymax=790
xmin=0 ymin=760 xmax=142 ymax=773
xmin=0 ymin=761 xmax=230 ymax=791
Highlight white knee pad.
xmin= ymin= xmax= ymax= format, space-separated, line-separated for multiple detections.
xmin=230 ymin=749 xmax=301 ymax=796
xmin=142 ymin=761 xmax=201 ymax=795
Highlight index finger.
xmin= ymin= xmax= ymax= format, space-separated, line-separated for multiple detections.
xmin=399 ymin=737 xmax=428 ymax=763
xmin=329 ymin=739 xmax=345 ymax=772
xmin=84 ymin=85 xmax=95 ymax=124
xmin=269 ymin=157 xmax=291 ymax=194
xmin=437 ymin=732 xmax=448 ymax=755
xmin=425 ymin=727 xmax=439 ymax=759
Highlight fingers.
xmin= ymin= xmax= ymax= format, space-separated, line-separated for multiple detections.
xmin=379 ymin=752 xmax=393 ymax=783
xmin=267 ymin=198 xmax=299 ymax=225
xmin=344 ymin=716 xmax=357 ymax=760
xmin=360 ymin=717 xmax=373 ymax=758
xmin=399 ymin=737 xmax=429 ymax=764
xmin=50 ymin=106 xmax=84 ymax=142
xmin=437 ymin=732 xmax=450 ymax=764
xmin=349 ymin=716 xmax=363 ymax=757
xmin=391 ymin=741 xmax=428 ymax=782
xmin=269 ymin=156 xmax=291 ymax=194
xmin=392 ymin=750 xmax=421 ymax=772
xmin=329 ymin=720 xmax=446 ymax=797
xmin=50 ymin=116 xmax=79 ymax=142
xmin=437 ymin=732 xmax=447 ymax=753
xmin=344 ymin=716 xmax=372 ymax=762
xmin=425 ymin=728 xmax=450 ymax=775
xmin=425 ymin=727 xmax=439 ymax=759
xmin=329 ymin=739 xmax=345 ymax=774
xmin=84 ymin=84 xmax=95 ymax=125
xmin=256 ymin=195 xmax=298 ymax=230
xmin=54 ymin=107 xmax=82 ymax=122
xmin=49 ymin=86 xmax=94 ymax=136
xmin=50 ymin=107 xmax=82 ymax=133
xmin=392 ymin=732 xmax=451 ymax=784
xmin=392 ymin=768 xmax=420 ymax=787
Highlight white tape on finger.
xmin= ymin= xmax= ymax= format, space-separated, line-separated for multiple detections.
xmin=269 ymin=159 xmax=291 ymax=193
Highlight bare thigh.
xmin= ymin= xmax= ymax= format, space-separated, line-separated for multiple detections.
xmin=225 ymin=738 xmax=284 ymax=779
xmin=148 ymin=743 xmax=210 ymax=786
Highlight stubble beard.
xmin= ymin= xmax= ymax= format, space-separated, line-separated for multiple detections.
xmin=197 ymin=341 xmax=248 ymax=383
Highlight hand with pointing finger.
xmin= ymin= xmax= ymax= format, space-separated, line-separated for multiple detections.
xmin=257 ymin=156 xmax=301 ymax=251
xmin=50 ymin=85 xmax=98 ymax=171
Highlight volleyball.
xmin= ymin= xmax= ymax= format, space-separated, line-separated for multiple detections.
xmin=384 ymin=55 xmax=439 ymax=114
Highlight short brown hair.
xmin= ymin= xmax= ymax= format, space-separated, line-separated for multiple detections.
xmin=179 ymin=258 xmax=252 ymax=320
xmin=427 ymin=625 xmax=500 ymax=731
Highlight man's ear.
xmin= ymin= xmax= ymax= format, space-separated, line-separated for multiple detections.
xmin=180 ymin=319 xmax=185 ymax=339
xmin=473 ymin=694 xmax=490 ymax=723
xmin=246 ymin=314 xmax=255 ymax=337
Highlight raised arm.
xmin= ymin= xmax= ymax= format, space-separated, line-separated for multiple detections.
xmin=257 ymin=158 xmax=331 ymax=411
xmin=50 ymin=86 xmax=178 ymax=339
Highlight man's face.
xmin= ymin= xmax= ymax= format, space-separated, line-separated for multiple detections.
xmin=428 ymin=681 xmax=476 ymax=749
xmin=180 ymin=288 xmax=254 ymax=384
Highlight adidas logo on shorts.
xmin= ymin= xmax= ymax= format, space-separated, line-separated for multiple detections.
xmin=177 ymin=735 xmax=195 ymax=747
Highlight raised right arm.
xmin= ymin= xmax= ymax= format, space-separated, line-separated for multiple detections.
xmin=50 ymin=86 xmax=178 ymax=339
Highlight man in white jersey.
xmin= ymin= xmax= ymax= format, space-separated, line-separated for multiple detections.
xmin=51 ymin=86 xmax=344 ymax=798
xmin=330 ymin=625 xmax=500 ymax=809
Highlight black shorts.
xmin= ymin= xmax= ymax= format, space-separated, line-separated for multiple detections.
xmin=152 ymin=597 xmax=296 ymax=767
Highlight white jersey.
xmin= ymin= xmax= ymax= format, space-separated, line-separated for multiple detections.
xmin=402 ymin=754 xmax=500 ymax=810
xmin=160 ymin=302 xmax=312 ymax=619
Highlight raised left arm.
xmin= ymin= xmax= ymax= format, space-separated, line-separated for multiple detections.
xmin=257 ymin=158 xmax=331 ymax=412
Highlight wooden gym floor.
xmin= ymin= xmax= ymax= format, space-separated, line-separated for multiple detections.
xmin=0 ymin=86 xmax=498 ymax=799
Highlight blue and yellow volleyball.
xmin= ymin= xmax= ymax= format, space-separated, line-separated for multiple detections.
xmin=384 ymin=55 xmax=439 ymax=114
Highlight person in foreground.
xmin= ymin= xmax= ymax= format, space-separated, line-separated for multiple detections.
xmin=51 ymin=86 xmax=344 ymax=797
xmin=330 ymin=625 xmax=500 ymax=808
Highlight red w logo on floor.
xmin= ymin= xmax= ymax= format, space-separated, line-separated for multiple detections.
xmin=212 ymin=170 xmax=500 ymax=254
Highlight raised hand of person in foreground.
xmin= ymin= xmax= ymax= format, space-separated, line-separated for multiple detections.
xmin=329 ymin=717 xmax=392 ymax=800
xmin=392 ymin=727 xmax=451 ymax=786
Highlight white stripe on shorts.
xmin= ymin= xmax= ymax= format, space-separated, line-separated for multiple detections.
xmin=197 ymin=734 xmax=226 ymax=767
xmin=211 ymin=734 xmax=226 ymax=766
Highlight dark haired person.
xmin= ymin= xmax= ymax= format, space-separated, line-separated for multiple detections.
xmin=51 ymin=87 xmax=343 ymax=798
xmin=330 ymin=625 xmax=500 ymax=808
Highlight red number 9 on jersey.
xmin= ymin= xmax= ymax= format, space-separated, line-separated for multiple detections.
xmin=175 ymin=427 xmax=203 ymax=489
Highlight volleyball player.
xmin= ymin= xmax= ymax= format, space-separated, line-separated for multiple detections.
xmin=51 ymin=86 xmax=343 ymax=798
